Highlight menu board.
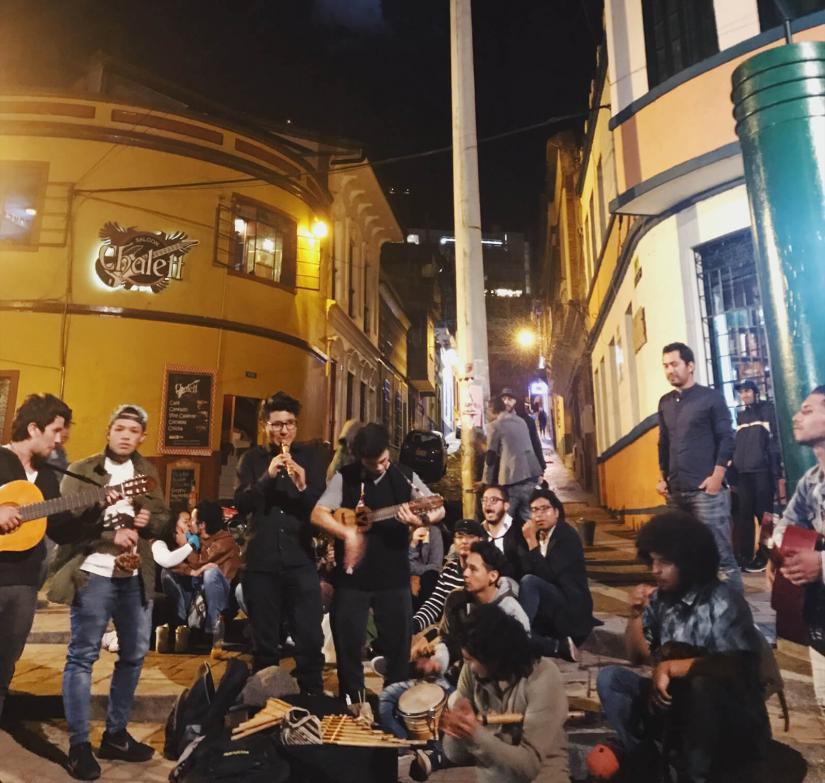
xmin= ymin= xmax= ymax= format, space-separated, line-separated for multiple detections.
xmin=159 ymin=366 xmax=215 ymax=455
xmin=165 ymin=459 xmax=200 ymax=515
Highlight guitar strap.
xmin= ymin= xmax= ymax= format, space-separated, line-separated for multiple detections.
xmin=44 ymin=463 xmax=105 ymax=488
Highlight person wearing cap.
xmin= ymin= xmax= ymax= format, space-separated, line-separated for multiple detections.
xmin=483 ymin=388 xmax=543 ymax=526
xmin=731 ymin=379 xmax=783 ymax=572
xmin=49 ymin=404 xmax=170 ymax=780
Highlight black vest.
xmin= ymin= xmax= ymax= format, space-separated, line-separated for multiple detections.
xmin=335 ymin=462 xmax=413 ymax=590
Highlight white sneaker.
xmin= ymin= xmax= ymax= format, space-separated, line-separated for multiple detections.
xmin=101 ymin=630 xmax=119 ymax=653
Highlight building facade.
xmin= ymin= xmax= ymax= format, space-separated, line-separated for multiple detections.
xmin=583 ymin=2 xmax=825 ymax=524
xmin=0 ymin=63 xmax=403 ymax=506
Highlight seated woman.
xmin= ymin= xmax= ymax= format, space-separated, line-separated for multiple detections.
xmin=596 ymin=511 xmax=770 ymax=782
xmin=157 ymin=501 xmax=241 ymax=651
xmin=516 ymin=487 xmax=596 ymax=661
xmin=440 ymin=603 xmax=570 ymax=783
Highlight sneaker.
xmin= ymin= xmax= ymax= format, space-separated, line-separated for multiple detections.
xmin=101 ymin=630 xmax=119 ymax=653
xmin=370 ymin=655 xmax=387 ymax=677
xmin=98 ymin=729 xmax=154 ymax=762
xmin=558 ymin=636 xmax=579 ymax=663
xmin=745 ymin=550 xmax=769 ymax=573
xmin=409 ymin=747 xmax=443 ymax=781
xmin=67 ymin=742 xmax=101 ymax=780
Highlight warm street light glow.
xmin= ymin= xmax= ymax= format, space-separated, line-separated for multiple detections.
xmin=311 ymin=219 xmax=328 ymax=239
xmin=516 ymin=327 xmax=537 ymax=349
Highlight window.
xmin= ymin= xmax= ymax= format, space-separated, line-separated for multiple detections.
xmin=589 ymin=192 xmax=599 ymax=269
xmin=230 ymin=199 xmax=297 ymax=286
xmin=363 ymin=258 xmax=370 ymax=335
xmin=597 ymin=159 xmax=607 ymax=240
xmin=694 ymin=229 xmax=773 ymax=412
xmin=758 ymin=0 xmax=825 ymax=30
xmin=346 ymin=372 xmax=355 ymax=420
xmin=583 ymin=215 xmax=593 ymax=284
xmin=348 ymin=240 xmax=356 ymax=318
xmin=0 ymin=370 xmax=20 ymax=443
xmin=382 ymin=379 xmax=391 ymax=428
xmin=359 ymin=381 xmax=367 ymax=421
xmin=642 ymin=0 xmax=718 ymax=88
xmin=1 ymin=162 xmax=47 ymax=246
xmin=394 ymin=391 xmax=403 ymax=446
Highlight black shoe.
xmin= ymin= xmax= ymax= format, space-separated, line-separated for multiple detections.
xmin=98 ymin=729 xmax=154 ymax=762
xmin=67 ymin=742 xmax=101 ymax=780
xmin=745 ymin=550 xmax=769 ymax=573
xmin=557 ymin=636 xmax=579 ymax=663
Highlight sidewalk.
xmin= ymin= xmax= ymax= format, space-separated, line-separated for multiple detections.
xmin=3 ymin=450 xmax=825 ymax=781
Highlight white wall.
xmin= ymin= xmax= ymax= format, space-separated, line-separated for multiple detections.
xmin=713 ymin=0 xmax=761 ymax=50
xmin=591 ymin=185 xmax=753 ymax=452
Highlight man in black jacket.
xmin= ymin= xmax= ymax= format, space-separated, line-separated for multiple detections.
xmin=517 ymin=487 xmax=595 ymax=662
xmin=235 ymin=391 xmax=326 ymax=693
xmin=0 ymin=393 xmax=72 ymax=719
xmin=311 ymin=423 xmax=445 ymax=704
xmin=731 ymin=380 xmax=782 ymax=572
xmin=480 ymin=485 xmax=522 ymax=578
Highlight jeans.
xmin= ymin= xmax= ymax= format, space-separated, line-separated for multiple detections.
xmin=506 ymin=477 xmax=539 ymax=526
xmin=378 ymin=677 xmax=453 ymax=738
xmin=243 ymin=563 xmax=324 ymax=692
xmin=161 ymin=567 xmax=231 ymax=632
xmin=331 ymin=585 xmax=411 ymax=702
xmin=63 ymin=574 xmax=152 ymax=746
xmin=0 ymin=584 xmax=38 ymax=719
xmin=667 ymin=489 xmax=744 ymax=593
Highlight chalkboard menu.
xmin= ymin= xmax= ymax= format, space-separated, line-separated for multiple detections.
xmin=165 ymin=459 xmax=200 ymax=515
xmin=159 ymin=366 xmax=215 ymax=455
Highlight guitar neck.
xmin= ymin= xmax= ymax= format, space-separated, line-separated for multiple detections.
xmin=19 ymin=485 xmax=106 ymax=522
xmin=365 ymin=498 xmax=437 ymax=524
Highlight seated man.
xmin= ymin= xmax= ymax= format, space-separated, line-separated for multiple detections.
xmin=596 ymin=511 xmax=770 ymax=782
xmin=480 ymin=485 xmax=522 ymax=578
xmin=440 ymin=603 xmax=570 ymax=783
xmin=160 ymin=501 xmax=241 ymax=647
xmin=516 ymin=487 xmax=595 ymax=661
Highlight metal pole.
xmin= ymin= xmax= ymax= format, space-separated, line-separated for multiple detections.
xmin=450 ymin=0 xmax=490 ymax=518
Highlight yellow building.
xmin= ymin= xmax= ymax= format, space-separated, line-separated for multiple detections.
xmin=0 ymin=62 xmax=401 ymax=505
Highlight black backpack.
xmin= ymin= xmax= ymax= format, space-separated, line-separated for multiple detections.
xmin=164 ymin=658 xmax=249 ymax=761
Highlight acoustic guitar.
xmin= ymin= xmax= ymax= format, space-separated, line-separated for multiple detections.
xmin=0 ymin=475 xmax=156 ymax=553
xmin=333 ymin=495 xmax=444 ymax=531
xmin=770 ymin=521 xmax=822 ymax=645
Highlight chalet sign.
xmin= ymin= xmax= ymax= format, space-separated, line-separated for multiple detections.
xmin=95 ymin=222 xmax=198 ymax=293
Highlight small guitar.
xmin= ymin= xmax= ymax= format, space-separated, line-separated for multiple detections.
xmin=0 ymin=475 xmax=156 ymax=553
xmin=769 ymin=520 xmax=822 ymax=645
xmin=333 ymin=495 xmax=444 ymax=531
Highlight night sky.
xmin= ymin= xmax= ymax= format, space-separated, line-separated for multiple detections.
xmin=1 ymin=0 xmax=602 ymax=238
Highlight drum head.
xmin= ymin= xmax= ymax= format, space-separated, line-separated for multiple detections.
xmin=398 ymin=681 xmax=445 ymax=715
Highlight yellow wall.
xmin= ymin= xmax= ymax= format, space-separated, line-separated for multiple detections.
xmin=598 ymin=425 xmax=662 ymax=529
xmin=0 ymin=97 xmax=331 ymax=461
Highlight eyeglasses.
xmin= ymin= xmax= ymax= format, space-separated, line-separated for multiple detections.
xmin=482 ymin=497 xmax=505 ymax=505
xmin=529 ymin=504 xmax=554 ymax=514
xmin=268 ymin=420 xmax=297 ymax=430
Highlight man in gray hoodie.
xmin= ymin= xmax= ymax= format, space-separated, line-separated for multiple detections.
xmin=441 ymin=603 xmax=569 ymax=783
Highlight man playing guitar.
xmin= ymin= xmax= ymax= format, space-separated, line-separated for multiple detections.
xmin=0 ymin=393 xmax=73 ymax=719
xmin=311 ymin=423 xmax=445 ymax=707
xmin=768 ymin=385 xmax=825 ymax=716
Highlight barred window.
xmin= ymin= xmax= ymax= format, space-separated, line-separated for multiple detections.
xmin=230 ymin=199 xmax=297 ymax=287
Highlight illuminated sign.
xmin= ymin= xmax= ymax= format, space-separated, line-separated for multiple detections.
xmin=95 ymin=222 xmax=198 ymax=293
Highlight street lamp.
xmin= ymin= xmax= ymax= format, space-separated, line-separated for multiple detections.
xmin=515 ymin=327 xmax=537 ymax=350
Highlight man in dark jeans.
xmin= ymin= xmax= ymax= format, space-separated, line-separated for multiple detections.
xmin=0 ymin=394 xmax=73 ymax=719
xmin=657 ymin=342 xmax=742 ymax=593
xmin=731 ymin=379 xmax=782 ymax=572
xmin=235 ymin=391 xmax=326 ymax=693
xmin=311 ymin=423 xmax=445 ymax=706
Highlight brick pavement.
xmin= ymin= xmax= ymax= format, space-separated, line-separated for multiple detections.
xmin=3 ymin=447 xmax=825 ymax=781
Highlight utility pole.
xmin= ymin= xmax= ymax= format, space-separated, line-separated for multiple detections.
xmin=450 ymin=0 xmax=490 ymax=517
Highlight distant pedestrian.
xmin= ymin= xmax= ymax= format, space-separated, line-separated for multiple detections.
xmin=731 ymin=379 xmax=782 ymax=572
xmin=483 ymin=388 xmax=543 ymax=525
xmin=656 ymin=342 xmax=743 ymax=593
xmin=538 ymin=408 xmax=548 ymax=439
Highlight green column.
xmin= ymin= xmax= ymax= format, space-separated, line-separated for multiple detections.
xmin=732 ymin=42 xmax=825 ymax=488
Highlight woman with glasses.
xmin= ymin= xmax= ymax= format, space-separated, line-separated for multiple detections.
xmin=516 ymin=486 xmax=596 ymax=662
